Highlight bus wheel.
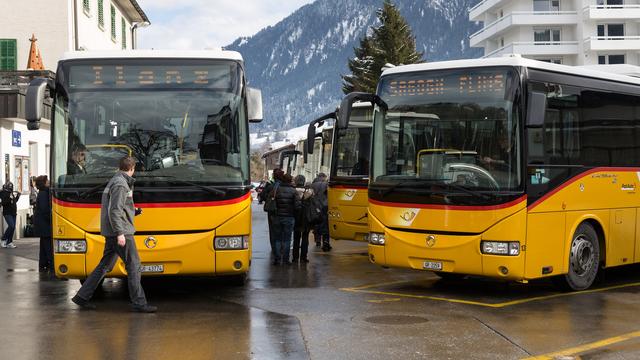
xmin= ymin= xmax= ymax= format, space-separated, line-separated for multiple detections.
xmin=433 ymin=272 xmax=465 ymax=281
xmin=227 ymin=274 xmax=247 ymax=286
xmin=564 ymin=223 xmax=600 ymax=291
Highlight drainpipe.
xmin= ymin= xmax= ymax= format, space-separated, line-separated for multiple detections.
xmin=73 ymin=0 xmax=79 ymax=50
xmin=131 ymin=21 xmax=151 ymax=49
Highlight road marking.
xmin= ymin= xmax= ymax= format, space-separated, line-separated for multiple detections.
xmin=367 ymin=298 xmax=401 ymax=304
xmin=522 ymin=330 xmax=640 ymax=359
xmin=341 ymin=280 xmax=640 ymax=308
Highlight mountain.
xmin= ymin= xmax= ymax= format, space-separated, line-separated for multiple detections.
xmin=226 ymin=0 xmax=481 ymax=132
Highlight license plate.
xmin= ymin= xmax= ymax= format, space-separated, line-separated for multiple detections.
xmin=423 ymin=261 xmax=442 ymax=271
xmin=141 ymin=264 xmax=164 ymax=273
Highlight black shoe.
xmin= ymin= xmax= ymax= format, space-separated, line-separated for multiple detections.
xmin=284 ymin=261 xmax=293 ymax=265
xmin=322 ymin=246 xmax=331 ymax=252
xmin=301 ymin=258 xmax=309 ymax=263
xmin=292 ymin=258 xmax=299 ymax=263
xmin=132 ymin=304 xmax=157 ymax=313
xmin=272 ymin=259 xmax=280 ymax=265
xmin=315 ymin=242 xmax=321 ymax=248
xmin=71 ymin=295 xmax=96 ymax=310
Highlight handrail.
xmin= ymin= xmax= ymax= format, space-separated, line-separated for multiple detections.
xmin=584 ymin=4 xmax=640 ymax=10
xmin=585 ymin=36 xmax=640 ymax=42
xmin=470 ymin=11 xmax=578 ymax=40
xmin=483 ymin=41 xmax=579 ymax=58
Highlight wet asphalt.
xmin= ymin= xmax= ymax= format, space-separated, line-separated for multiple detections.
xmin=1 ymin=203 xmax=640 ymax=359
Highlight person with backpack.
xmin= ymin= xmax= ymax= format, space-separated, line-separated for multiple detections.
xmin=261 ymin=168 xmax=284 ymax=254
xmin=310 ymin=173 xmax=331 ymax=251
xmin=273 ymin=174 xmax=300 ymax=265
xmin=293 ymin=175 xmax=314 ymax=263
xmin=0 ymin=182 xmax=20 ymax=249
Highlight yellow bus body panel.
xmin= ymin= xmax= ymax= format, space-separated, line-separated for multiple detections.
xmin=372 ymin=168 xmax=640 ymax=281
xmin=328 ymin=186 xmax=369 ymax=241
xmin=53 ymin=195 xmax=252 ymax=279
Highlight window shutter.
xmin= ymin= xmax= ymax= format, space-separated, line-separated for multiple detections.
xmin=98 ymin=0 xmax=104 ymax=28
xmin=121 ymin=18 xmax=127 ymax=49
xmin=111 ymin=5 xmax=116 ymax=40
xmin=0 ymin=39 xmax=17 ymax=71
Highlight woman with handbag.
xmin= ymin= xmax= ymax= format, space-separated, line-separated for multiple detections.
xmin=273 ymin=174 xmax=300 ymax=265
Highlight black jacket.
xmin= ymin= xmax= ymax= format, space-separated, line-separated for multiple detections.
xmin=275 ymin=183 xmax=300 ymax=218
xmin=33 ymin=188 xmax=52 ymax=237
xmin=0 ymin=190 xmax=20 ymax=216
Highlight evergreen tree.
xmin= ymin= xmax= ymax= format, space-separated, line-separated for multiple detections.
xmin=341 ymin=0 xmax=423 ymax=94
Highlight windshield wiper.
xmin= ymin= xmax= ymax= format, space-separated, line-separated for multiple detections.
xmin=78 ymin=182 xmax=109 ymax=199
xmin=380 ymin=179 xmax=448 ymax=198
xmin=445 ymin=183 xmax=492 ymax=201
xmin=135 ymin=175 xmax=227 ymax=196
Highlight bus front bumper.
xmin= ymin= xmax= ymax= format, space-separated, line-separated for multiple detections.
xmin=54 ymin=231 xmax=250 ymax=279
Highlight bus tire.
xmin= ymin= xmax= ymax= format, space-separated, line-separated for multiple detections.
xmin=433 ymin=272 xmax=465 ymax=281
xmin=228 ymin=273 xmax=247 ymax=286
xmin=563 ymin=223 xmax=600 ymax=291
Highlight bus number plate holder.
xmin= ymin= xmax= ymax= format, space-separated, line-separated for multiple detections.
xmin=141 ymin=264 xmax=164 ymax=273
xmin=423 ymin=261 xmax=442 ymax=271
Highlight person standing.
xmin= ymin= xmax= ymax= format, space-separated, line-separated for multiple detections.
xmin=293 ymin=175 xmax=314 ymax=263
xmin=72 ymin=156 xmax=156 ymax=313
xmin=273 ymin=174 xmax=300 ymax=265
xmin=310 ymin=173 xmax=331 ymax=251
xmin=0 ymin=182 xmax=20 ymax=249
xmin=33 ymin=176 xmax=53 ymax=272
xmin=67 ymin=144 xmax=88 ymax=175
xmin=261 ymin=168 xmax=284 ymax=254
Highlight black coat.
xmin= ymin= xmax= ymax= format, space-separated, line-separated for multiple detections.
xmin=275 ymin=183 xmax=300 ymax=218
xmin=0 ymin=190 xmax=19 ymax=216
xmin=33 ymin=188 xmax=52 ymax=237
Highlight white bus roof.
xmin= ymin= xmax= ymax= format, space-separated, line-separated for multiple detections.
xmin=60 ymin=50 xmax=243 ymax=62
xmin=381 ymin=56 xmax=640 ymax=87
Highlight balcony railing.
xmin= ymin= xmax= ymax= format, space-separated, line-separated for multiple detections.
xmin=583 ymin=4 xmax=640 ymax=19
xmin=470 ymin=11 xmax=578 ymax=45
xmin=584 ymin=36 xmax=640 ymax=51
xmin=483 ymin=41 xmax=579 ymax=58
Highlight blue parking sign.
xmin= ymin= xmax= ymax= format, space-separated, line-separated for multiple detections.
xmin=11 ymin=130 xmax=21 ymax=147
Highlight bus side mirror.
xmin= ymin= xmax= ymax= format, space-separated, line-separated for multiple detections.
xmin=526 ymin=91 xmax=547 ymax=127
xmin=25 ymin=78 xmax=49 ymax=130
xmin=306 ymin=111 xmax=337 ymax=154
xmin=306 ymin=124 xmax=316 ymax=154
xmin=247 ymin=87 xmax=263 ymax=123
xmin=338 ymin=92 xmax=387 ymax=129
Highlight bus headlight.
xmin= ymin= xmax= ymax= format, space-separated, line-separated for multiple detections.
xmin=215 ymin=236 xmax=249 ymax=250
xmin=56 ymin=239 xmax=87 ymax=253
xmin=481 ymin=241 xmax=520 ymax=256
xmin=369 ymin=232 xmax=385 ymax=245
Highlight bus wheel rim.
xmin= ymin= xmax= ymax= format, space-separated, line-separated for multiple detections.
xmin=570 ymin=234 xmax=595 ymax=276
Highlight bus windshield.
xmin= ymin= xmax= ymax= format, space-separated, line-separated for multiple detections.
xmin=371 ymin=68 xmax=522 ymax=201
xmin=332 ymin=105 xmax=373 ymax=179
xmin=53 ymin=60 xmax=249 ymax=193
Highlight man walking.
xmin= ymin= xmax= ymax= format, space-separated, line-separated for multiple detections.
xmin=72 ymin=156 xmax=156 ymax=313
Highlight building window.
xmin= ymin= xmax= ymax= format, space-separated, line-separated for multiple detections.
xmin=597 ymin=24 xmax=624 ymax=39
xmin=121 ymin=18 xmax=127 ymax=49
xmin=597 ymin=0 xmax=624 ymax=7
xmin=538 ymin=58 xmax=563 ymax=64
xmin=83 ymin=0 xmax=90 ymax=14
xmin=534 ymin=0 xmax=560 ymax=12
xmin=110 ymin=5 xmax=116 ymax=41
xmin=0 ymin=39 xmax=17 ymax=71
xmin=599 ymin=54 xmax=626 ymax=64
xmin=98 ymin=0 xmax=104 ymax=29
xmin=534 ymin=29 xmax=561 ymax=44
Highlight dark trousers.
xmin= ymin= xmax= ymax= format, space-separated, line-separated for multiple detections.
xmin=274 ymin=216 xmax=295 ymax=263
xmin=293 ymin=229 xmax=309 ymax=261
xmin=2 ymin=214 xmax=16 ymax=244
xmin=315 ymin=210 xmax=330 ymax=247
xmin=76 ymin=235 xmax=147 ymax=306
xmin=267 ymin=214 xmax=277 ymax=252
xmin=39 ymin=236 xmax=53 ymax=271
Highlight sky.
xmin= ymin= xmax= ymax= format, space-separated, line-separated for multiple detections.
xmin=136 ymin=0 xmax=315 ymax=50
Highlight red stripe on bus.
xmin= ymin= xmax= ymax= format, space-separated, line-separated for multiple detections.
xmin=369 ymin=195 xmax=527 ymax=211
xmin=53 ymin=192 xmax=251 ymax=209
xmin=527 ymin=167 xmax=640 ymax=211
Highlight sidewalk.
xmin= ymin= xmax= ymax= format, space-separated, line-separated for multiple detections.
xmin=0 ymin=237 xmax=40 ymax=262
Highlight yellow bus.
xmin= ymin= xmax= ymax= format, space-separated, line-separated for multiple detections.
xmin=25 ymin=50 xmax=262 ymax=283
xmin=307 ymin=104 xmax=373 ymax=241
xmin=339 ymin=57 xmax=640 ymax=290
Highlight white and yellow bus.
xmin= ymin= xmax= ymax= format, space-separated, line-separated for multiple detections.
xmin=307 ymin=104 xmax=373 ymax=241
xmin=339 ymin=57 xmax=640 ymax=290
xmin=26 ymin=50 xmax=262 ymax=283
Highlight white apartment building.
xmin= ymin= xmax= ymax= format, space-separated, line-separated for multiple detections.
xmin=470 ymin=0 xmax=640 ymax=65
xmin=0 ymin=0 xmax=149 ymax=71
